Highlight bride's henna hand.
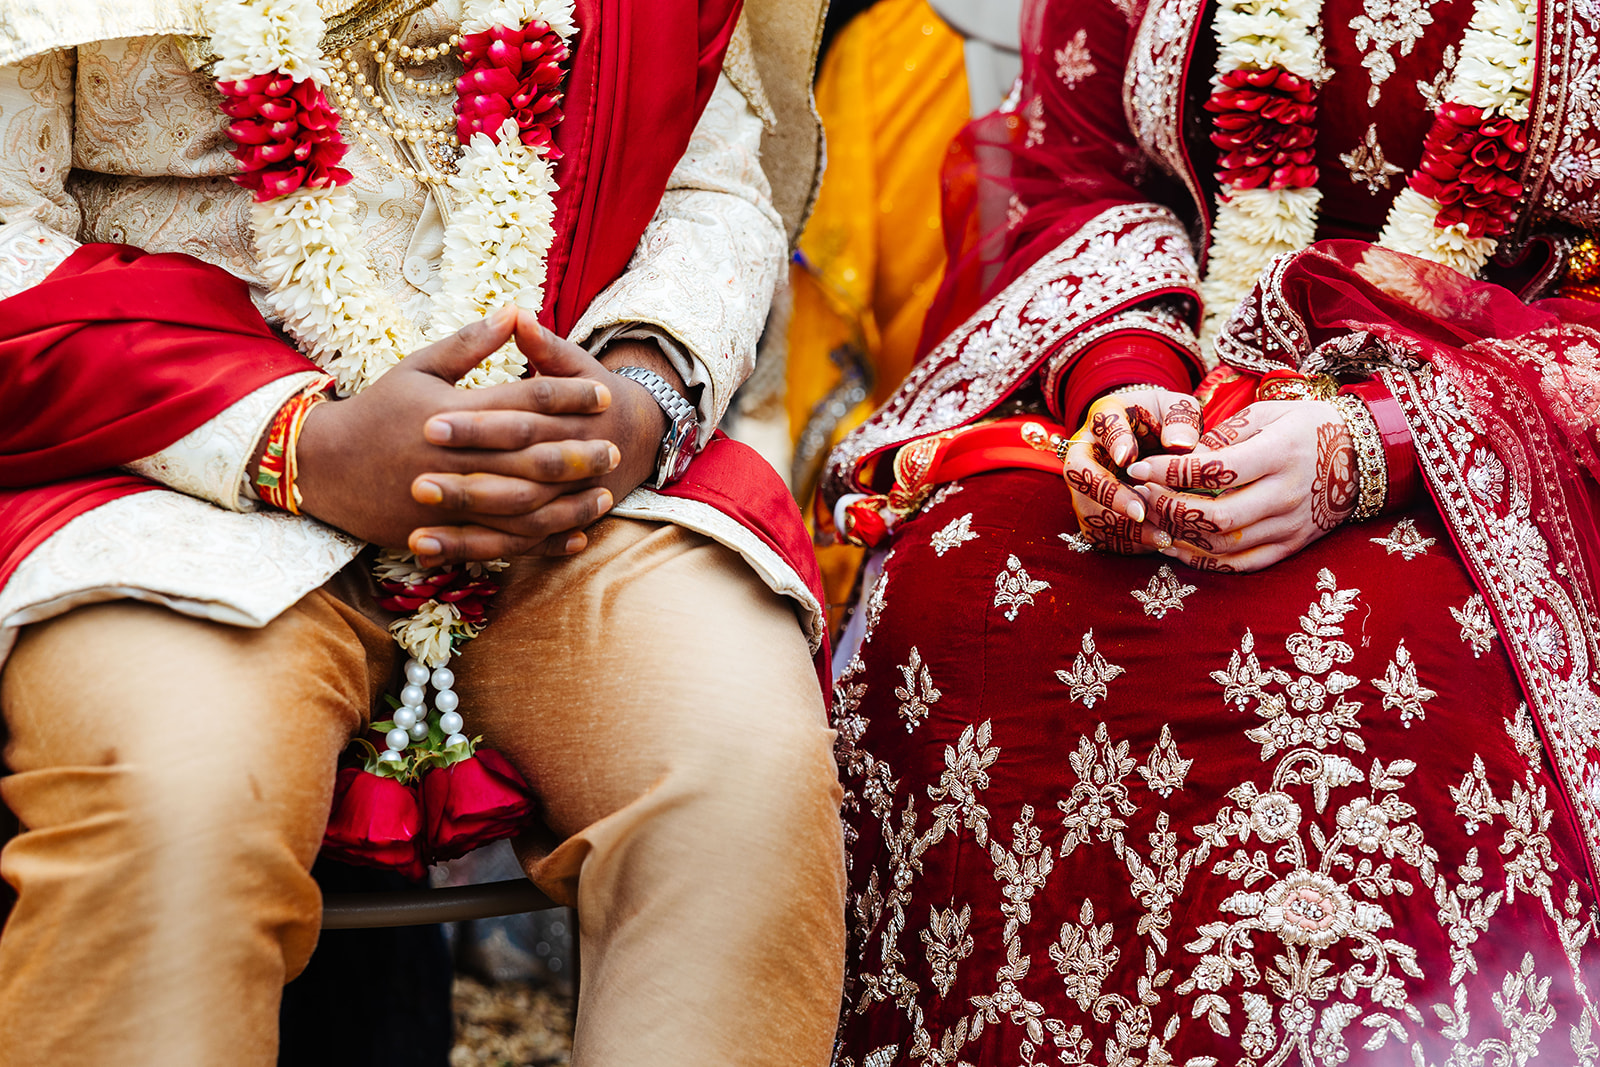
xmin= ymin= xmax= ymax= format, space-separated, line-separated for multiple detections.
xmin=1124 ymin=399 xmax=1355 ymax=572
xmin=1064 ymin=385 xmax=1208 ymax=554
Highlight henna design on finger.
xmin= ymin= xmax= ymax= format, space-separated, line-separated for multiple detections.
xmin=1083 ymin=509 xmax=1142 ymax=544
xmin=1097 ymin=535 xmax=1147 ymax=555
xmin=1091 ymin=411 xmax=1134 ymax=460
xmin=1151 ymin=492 xmax=1223 ymax=545
xmin=1164 ymin=399 xmax=1202 ymax=435
xmin=1161 ymin=457 xmax=1239 ymax=492
xmin=1064 ymin=465 xmax=1122 ymax=509
xmin=1310 ymin=420 xmax=1358 ymax=531
xmin=1199 ymin=412 xmax=1253 ymax=450
xmin=1126 ymin=404 xmax=1161 ymax=449
xmin=1186 ymin=554 xmax=1237 ymax=573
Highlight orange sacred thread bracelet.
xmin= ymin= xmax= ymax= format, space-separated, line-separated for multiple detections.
xmin=255 ymin=376 xmax=334 ymax=514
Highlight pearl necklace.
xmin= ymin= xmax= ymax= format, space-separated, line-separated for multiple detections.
xmin=325 ymin=32 xmax=461 ymax=185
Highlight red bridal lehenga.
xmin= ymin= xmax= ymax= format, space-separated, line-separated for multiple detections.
xmin=822 ymin=0 xmax=1600 ymax=1063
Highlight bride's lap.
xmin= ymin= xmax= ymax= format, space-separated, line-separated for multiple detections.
xmin=834 ymin=469 xmax=1597 ymax=1065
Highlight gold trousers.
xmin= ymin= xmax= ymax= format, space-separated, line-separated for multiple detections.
xmin=0 ymin=519 xmax=845 ymax=1066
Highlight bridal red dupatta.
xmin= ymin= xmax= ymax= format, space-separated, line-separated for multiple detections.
xmin=1211 ymin=239 xmax=1600 ymax=886
xmin=0 ymin=0 xmax=821 ymax=623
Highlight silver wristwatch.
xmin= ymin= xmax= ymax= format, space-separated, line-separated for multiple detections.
xmin=614 ymin=365 xmax=699 ymax=488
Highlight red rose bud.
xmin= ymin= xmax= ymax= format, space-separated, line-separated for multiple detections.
xmin=421 ymin=749 xmax=538 ymax=862
xmin=1206 ymin=64 xmax=1320 ymax=191
xmin=462 ymin=66 xmax=520 ymax=96
xmin=1440 ymin=101 xmax=1486 ymax=126
xmin=458 ymin=31 xmax=490 ymax=62
xmin=321 ymin=767 xmax=428 ymax=881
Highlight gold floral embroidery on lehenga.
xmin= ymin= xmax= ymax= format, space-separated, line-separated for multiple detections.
xmin=834 ymin=562 xmax=1600 ymax=1067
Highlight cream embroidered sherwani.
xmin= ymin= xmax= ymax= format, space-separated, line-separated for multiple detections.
xmin=0 ymin=3 xmax=844 ymax=1065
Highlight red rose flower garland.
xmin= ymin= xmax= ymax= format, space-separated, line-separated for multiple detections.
xmin=209 ymin=0 xmax=578 ymax=876
xmin=1197 ymin=0 xmax=1536 ymax=350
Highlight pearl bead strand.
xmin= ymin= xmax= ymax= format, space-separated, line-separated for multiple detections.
xmin=378 ymin=657 xmax=471 ymax=763
xmin=325 ymin=32 xmax=464 ymax=185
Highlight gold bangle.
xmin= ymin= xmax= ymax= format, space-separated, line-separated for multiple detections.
xmin=1331 ymin=392 xmax=1387 ymax=522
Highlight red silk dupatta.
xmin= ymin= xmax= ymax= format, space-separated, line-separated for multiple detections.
xmin=1212 ymin=239 xmax=1600 ymax=885
xmin=0 ymin=0 xmax=823 ymax=631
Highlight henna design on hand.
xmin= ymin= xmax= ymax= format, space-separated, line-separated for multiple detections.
xmin=1091 ymin=411 xmax=1133 ymax=461
xmin=1151 ymin=492 xmax=1222 ymax=549
xmin=1310 ymin=420 xmax=1357 ymax=531
xmin=1064 ymin=465 xmax=1121 ymax=509
xmin=1083 ymin=508 xmax=1142 ymax=546
xmin=1199 ymin=412 xmax=1253 ymax=450
xmin=1126 ymin=404 xmax=1161 ymax=449
xmin=1161 ymin=457 xmax=1239 ymax=492
xmin=1164 ymin=398 xmax=1202 ymax=434
xmin=1186 ymin=554 xmax=1237 ymax=573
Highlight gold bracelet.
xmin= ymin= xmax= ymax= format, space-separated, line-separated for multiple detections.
xmin=1331 ymin=392 xmax=1387 ymax=522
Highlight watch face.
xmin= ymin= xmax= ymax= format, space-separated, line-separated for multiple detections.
xmin=668 ymin=424 xmax=698 ymax=481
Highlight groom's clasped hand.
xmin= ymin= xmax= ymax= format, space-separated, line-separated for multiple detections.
xmin=292 ymin=305 xmax=675 ymax=567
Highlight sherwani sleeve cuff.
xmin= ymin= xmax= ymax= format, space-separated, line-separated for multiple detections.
xmin=122 ymin=370 xmax=326 ymax=512
xmin=0 ymin=219 xmax=79 ymax=300
xmin=566 ymin=73 xmax=787 ymax=440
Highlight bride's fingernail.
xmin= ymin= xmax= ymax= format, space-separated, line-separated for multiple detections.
xmin=413 ymin=480 xmax=443 ymax=505
xmin=1126 ymin=461 xmax=1152 ymax=480
xmin=425 ymin=418 xmax=451 ymax=443
xmin=1155 ymin=531 xmax=1173 ymax=549
xmin=414 ymin=536 xmax=442 ymax=555
xmin=1127 ymin=499 xmax=1146 ymax=523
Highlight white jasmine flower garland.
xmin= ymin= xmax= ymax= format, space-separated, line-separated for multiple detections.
xmin=1198 ymin=0 xmax=1537 ymax=357
xmin=1198 ymin=0 xmax=1326 ymax=354
xmin=1374 ymin=0 xmax=1535 ymax=274
xmin=209 ymin=0 xmax=576 ymax=766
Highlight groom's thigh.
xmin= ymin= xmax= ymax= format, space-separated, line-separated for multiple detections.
xmin=456 ymin=515 xmax=835 ymax=843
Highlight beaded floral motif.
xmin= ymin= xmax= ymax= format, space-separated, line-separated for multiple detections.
xmin=994 ymin=554 xmax=1051 ymax=621
xmin=1132 ymin=563 xmax=1198 ymax=618
xmin=930 ymin=513 xmax=980 ymax=557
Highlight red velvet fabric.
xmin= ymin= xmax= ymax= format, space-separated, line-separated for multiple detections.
xmin=834 ymin=472 xmax=1598 ymax=1063
xmin=830 ymin=0 xmax=1600 ymax=1059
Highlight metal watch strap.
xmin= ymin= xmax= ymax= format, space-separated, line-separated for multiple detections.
xmin=613 ymin=365 xmax=697 ymax=488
